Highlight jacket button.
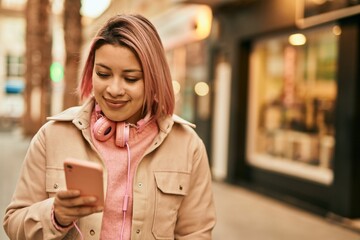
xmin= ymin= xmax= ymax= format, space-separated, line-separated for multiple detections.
xmin=90 ymin=229 xmax=95 ymax=236
xmin=136 ymin=229 xmax=141 ymax=234
xmin=138 ymin=182 xmax=142 ymax=188
xmin=179 ymin=185 xmax=183 ymax=190
xmin=78 ymin=121 xmax=83 ymax=125
xmin=53 ymin=183 xmax=58 ymax=189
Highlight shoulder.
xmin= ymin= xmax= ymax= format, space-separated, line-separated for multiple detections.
xmin=46 ymin=106 xmax=83 ymax=122
xmin=171 ymin=115 xmax=199 ymax=141
xmin=159 ymin=115 xmax=203 ymax=147
xmin=172 ymin=114 xmax=196 ymax=128
xmin=158 ymin=114 xmax=197 ymax=137
xmin=39 ymin=98 xmax=94 ymax=136
xmin=47 ymin=97 xmax=94 ymax=122
xmin=42 ymin=106 xmax=84 ymax=136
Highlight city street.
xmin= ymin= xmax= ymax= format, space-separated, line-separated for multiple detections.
xmin=1 ymin=127 xmax=359 ymax=240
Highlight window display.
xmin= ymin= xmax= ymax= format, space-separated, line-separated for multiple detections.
xmin=166 ymin=41 xmax=208 ymax=122
xmin=247 ymin=24 xmax=339 ymax=185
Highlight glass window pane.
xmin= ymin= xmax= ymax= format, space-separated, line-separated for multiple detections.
xmin=247 ymin=24 xmax=339 ymax=185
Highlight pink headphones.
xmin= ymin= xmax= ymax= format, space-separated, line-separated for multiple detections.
xmin=93 ymin=104 xmax=150 ymax=148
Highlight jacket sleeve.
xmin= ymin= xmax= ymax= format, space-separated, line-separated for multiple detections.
xmin=175 ymin=137 xmax=216 ymax=239
xmin=3 ymin=126 xmax=71 ymax=239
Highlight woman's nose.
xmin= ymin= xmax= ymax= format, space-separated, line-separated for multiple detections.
xmin=107 ymin=78 xmax=125 ymax=96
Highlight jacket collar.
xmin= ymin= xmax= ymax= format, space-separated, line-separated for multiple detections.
xmin=47 ymin=97 xmax=195 ymax=131
xmin=47 ymin=97 xmax=94 ymax=130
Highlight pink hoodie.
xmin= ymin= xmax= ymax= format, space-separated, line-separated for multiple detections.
xmin=90 ymin=111 xmax=158 ymax=239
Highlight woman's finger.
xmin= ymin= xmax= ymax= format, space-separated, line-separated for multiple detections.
xmin=56 ymin=190 xmax=81 ymax=200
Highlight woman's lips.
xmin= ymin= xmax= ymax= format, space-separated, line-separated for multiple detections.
xmin=104 ymin=99 xmax=128 ymax=109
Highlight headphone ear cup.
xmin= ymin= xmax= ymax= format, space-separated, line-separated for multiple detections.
xmin=115 ymin=122 xmax=130 ymax=147
xmin=93 ymin=117 xmax=116 ymax=142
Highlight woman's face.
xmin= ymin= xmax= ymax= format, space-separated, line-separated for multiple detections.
xmin=92 ymin=44 xmax=144 ymax=124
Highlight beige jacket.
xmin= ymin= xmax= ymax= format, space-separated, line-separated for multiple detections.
xmin=3 ymin=98 xmax=216 ymax=240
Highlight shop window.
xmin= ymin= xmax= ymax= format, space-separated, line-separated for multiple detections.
xmin=5 ymin=55 xmax=25 ymax=94
xmin=247 ymin=24 xmax=339 ymax=185
xmin=167 ymin=41 xmax=208 ymax=122
xmin=6 ymin=55 xmax=24 ymax=77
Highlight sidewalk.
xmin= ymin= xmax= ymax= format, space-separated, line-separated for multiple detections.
xmin=0 ymin=128 xmax=30 ymax=240
xmin=1 ymin=127 xmax=360 ymax=240
xmin=212 ymin=181 xmax=360 ymax=240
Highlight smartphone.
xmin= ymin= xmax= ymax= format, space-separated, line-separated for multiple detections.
xmin=64 ymin=158 xmax=104 ymax=207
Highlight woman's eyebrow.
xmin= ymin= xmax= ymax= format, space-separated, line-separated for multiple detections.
xmin=94 ymin=63 xmax=111 ymax=70
xmin=95 ymin=63 xmax=142 ymax=73
xmin=123 ymin=69 xmax=143 ymax=73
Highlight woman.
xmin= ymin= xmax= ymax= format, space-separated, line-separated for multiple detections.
xmin=3 ymin=14 xmax=216 ymax=239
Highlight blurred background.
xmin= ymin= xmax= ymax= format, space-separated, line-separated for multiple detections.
xmin=1 ymin=0 xmax=360 ymax=239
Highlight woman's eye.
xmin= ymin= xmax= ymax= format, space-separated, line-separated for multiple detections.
xmin=96 ymin=71 xmax=110 ymax=78
xmin=125 ymin=77 xmax=141 ymax=82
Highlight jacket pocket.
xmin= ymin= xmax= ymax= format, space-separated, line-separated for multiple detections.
xmin=46 ymin=167 xmax=66 ymax=197
xmin=152 ymin=171 xmax=190 ymax=240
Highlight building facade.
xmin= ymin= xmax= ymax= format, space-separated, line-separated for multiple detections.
xmin=198 ymin=0 xmax=360 ymax=219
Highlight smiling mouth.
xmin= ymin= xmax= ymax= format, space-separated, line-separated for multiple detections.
xmin=104 ymin=98 xmax=129 ymax=108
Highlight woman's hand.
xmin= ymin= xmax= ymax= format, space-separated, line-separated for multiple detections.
xmin=53 ymin=190 xmax=104 ymax=227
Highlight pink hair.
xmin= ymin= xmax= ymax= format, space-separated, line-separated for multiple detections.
xmin=79 ymin=14 xmax=175 ymax=119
